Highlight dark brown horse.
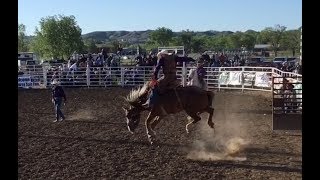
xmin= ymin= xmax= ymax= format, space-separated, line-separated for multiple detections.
xmin=122 ymin=81 xmax=215 ymax=144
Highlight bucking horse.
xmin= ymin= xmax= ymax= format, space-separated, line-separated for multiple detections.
xmin=122 ymin=81 xmax=215 ymax=145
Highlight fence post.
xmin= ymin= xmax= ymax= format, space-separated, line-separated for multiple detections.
xmin=182 ymin=62 xmax=186 ymax=87
xmin=86 ymin=65 xmax=90 ymax=88
xmin=241 ymin=67 xmax=245 ymax=92
xmin=43 ymin=66 xmax=47 ymax=88
xmin=121 ymin=67 xmax=124 ymax=87
xmin=218 ymin=67 xmax=221 ymax=91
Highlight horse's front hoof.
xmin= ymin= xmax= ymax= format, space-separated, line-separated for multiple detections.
xmin=147 ymin=134 xmax=155 ymax=145
xmin=148 ymin=137 xmax=155 ymax=145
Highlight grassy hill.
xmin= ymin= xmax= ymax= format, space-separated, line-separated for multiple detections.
xmin=26 ymin=30 xmax=235 ymax=45
xmin=81 ymin=30 xmax=234 ymax=44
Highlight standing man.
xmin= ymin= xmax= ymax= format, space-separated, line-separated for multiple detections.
xmin=51 ymin=79 xmax=67 ymax=122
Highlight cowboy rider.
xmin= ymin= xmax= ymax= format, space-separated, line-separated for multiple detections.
xmin=142 ymin=50 xmax=181 ymax=108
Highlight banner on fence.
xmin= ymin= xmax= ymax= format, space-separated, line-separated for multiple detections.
xmin=219 ymin=72 xmax=267 ymax=87
xmin=227 ymin=72 xmax=242 ymax=85
xmin=242 ymin=72 xmax=256 ymax=86
xmin=218 ymin=72 xmax=229 ymax=85
xmin=254 ymin=72 xmax=271 ymax=87
xmin=18 ymin=75 xmax=41 ymax=88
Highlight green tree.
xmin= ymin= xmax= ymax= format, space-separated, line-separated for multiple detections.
xmin=179 ymin=30 xmax=194 ymax=53
xmin=227 ymin=32 xmax=242 ymax=50
xmin=281 ymin=28 xmax=301 ymax=56
xmin=58 ymin=15 xmax=84 ymax=57
xmin=18 ymin=24 xmax=29 ymax=52
xmin=240 ymin=33 xmax=256 ymax=50
xmin=191 ymin=36 xmax=206 ymax=53
xmin=83 ymin=38 xmax=98 ymax=53
xmin=30 ymin=34 xmax=47 ymax=58
xmin=110 ymin=40 xmax=120 ymax=53
xmin=210 ymin=35 xmax=229 ymax=51
xmin=31 ymin=15 xmax=84 ymax=59
xmin=149 ymin=27 xmax=173 ymax=46
xmin=169 ymin=36 xmax=182 ymax=46
xmin=260 ymin=24 xmax=287 ymax=56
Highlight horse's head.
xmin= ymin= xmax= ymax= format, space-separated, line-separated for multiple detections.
xmin=122 ymin=106 xmax=141 ymax=133
xmin=123 ymin=82 xmax=151 ymax=133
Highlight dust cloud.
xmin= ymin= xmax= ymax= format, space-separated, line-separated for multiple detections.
xmin=68 ymin=108 xmax=95 ymax=121
xmin=186 ymin=112 xmax=251 ymax=161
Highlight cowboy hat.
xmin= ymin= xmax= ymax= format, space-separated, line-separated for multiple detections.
xmin=157 ymin=50 xmax=172 ymax=57
xmin=51 ymin=79 xmax=60 ymax=85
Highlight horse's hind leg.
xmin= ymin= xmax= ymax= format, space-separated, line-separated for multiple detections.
xmin=185 ymin=111 xmax=201 ymax=133
xmin=150 ymin=116 xmax=163 ymax=135
xmin=205 ymin=107 xmax=215 ymax=129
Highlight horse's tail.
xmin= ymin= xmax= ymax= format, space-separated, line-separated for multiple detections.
xmin=206 ymin=91 xmax=215 ymax=108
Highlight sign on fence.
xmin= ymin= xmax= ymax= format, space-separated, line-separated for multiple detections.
xmin=242 ymin=72 xmax=256 ymax=86
xmin=218 ymin=72 xmax=229 ymax=85
xmin=227 ymin=72 xmax=242 ymax=85
xmin=217 ymin=71 xmax=272 ymax=88
xmin=18 ymin=75 xmax=41 ymax=88
xmin=254 ymin=72 xmax=271 ymax=87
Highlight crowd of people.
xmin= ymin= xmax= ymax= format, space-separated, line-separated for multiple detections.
xmin=19 ymin=49 xmax=302 ymax=88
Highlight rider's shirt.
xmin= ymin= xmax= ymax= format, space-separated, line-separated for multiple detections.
xmin=154 ymin=55 xmax=177 ymax=79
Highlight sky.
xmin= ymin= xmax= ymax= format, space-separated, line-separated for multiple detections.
xmin=18 ymin=0 xmax=302 ymax=36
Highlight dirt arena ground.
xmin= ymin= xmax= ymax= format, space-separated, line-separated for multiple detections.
xmin=18 ymin=88 xmax=302 ymax=180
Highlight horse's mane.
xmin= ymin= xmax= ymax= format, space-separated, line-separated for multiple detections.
xmin=126 ymin=81 xmax=150 ymax=105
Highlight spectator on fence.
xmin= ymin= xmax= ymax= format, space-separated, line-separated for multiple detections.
xmin=294 ymin=64 xmax=302 ymax=74
xmin=69 ymin=62 xmax=78 ymax=71
xmin=106 ymin=55 xmax=112 ymax=67
xmin=110 ymin=58 xmax=118 ymax=67
xmin=210 ymin=54 xmax=216 ymax=66
xmin=218 ymin=53 xmax=225 ymax=65
xmin=87 ymin=57 xmax=93 ymax=67
xmin=234 ymin=54 xmax=240 ymax=64
xmin=51 ymin=71 xmax=60 ymax=83
xmin=211 ymin=58 xmax=220 ymax=67
xmin=67 ymin=58 xmax=72 ymax=69
xmin=78 ymin=61 xmax=85 ymax=68
xmin=51 ymin=79 xmax=67 ymax=122
xmin=281 ymin=62 xmax=289 ymax=72
xmin=95 ymin=54 xmax=104 ymax=67
xmin=101 ymin=48 xmax=107 ymax=61
xmin=135 ymin=54 xmax=143 ymax=66
xmin=239 ymin=58 xmax=245 ymax=66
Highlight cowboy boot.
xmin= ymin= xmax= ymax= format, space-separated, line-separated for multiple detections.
xmin=142 ymin=88 xmax=156 ymax=109
xmin=142 ymin=98 xmax=151 ymax=109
